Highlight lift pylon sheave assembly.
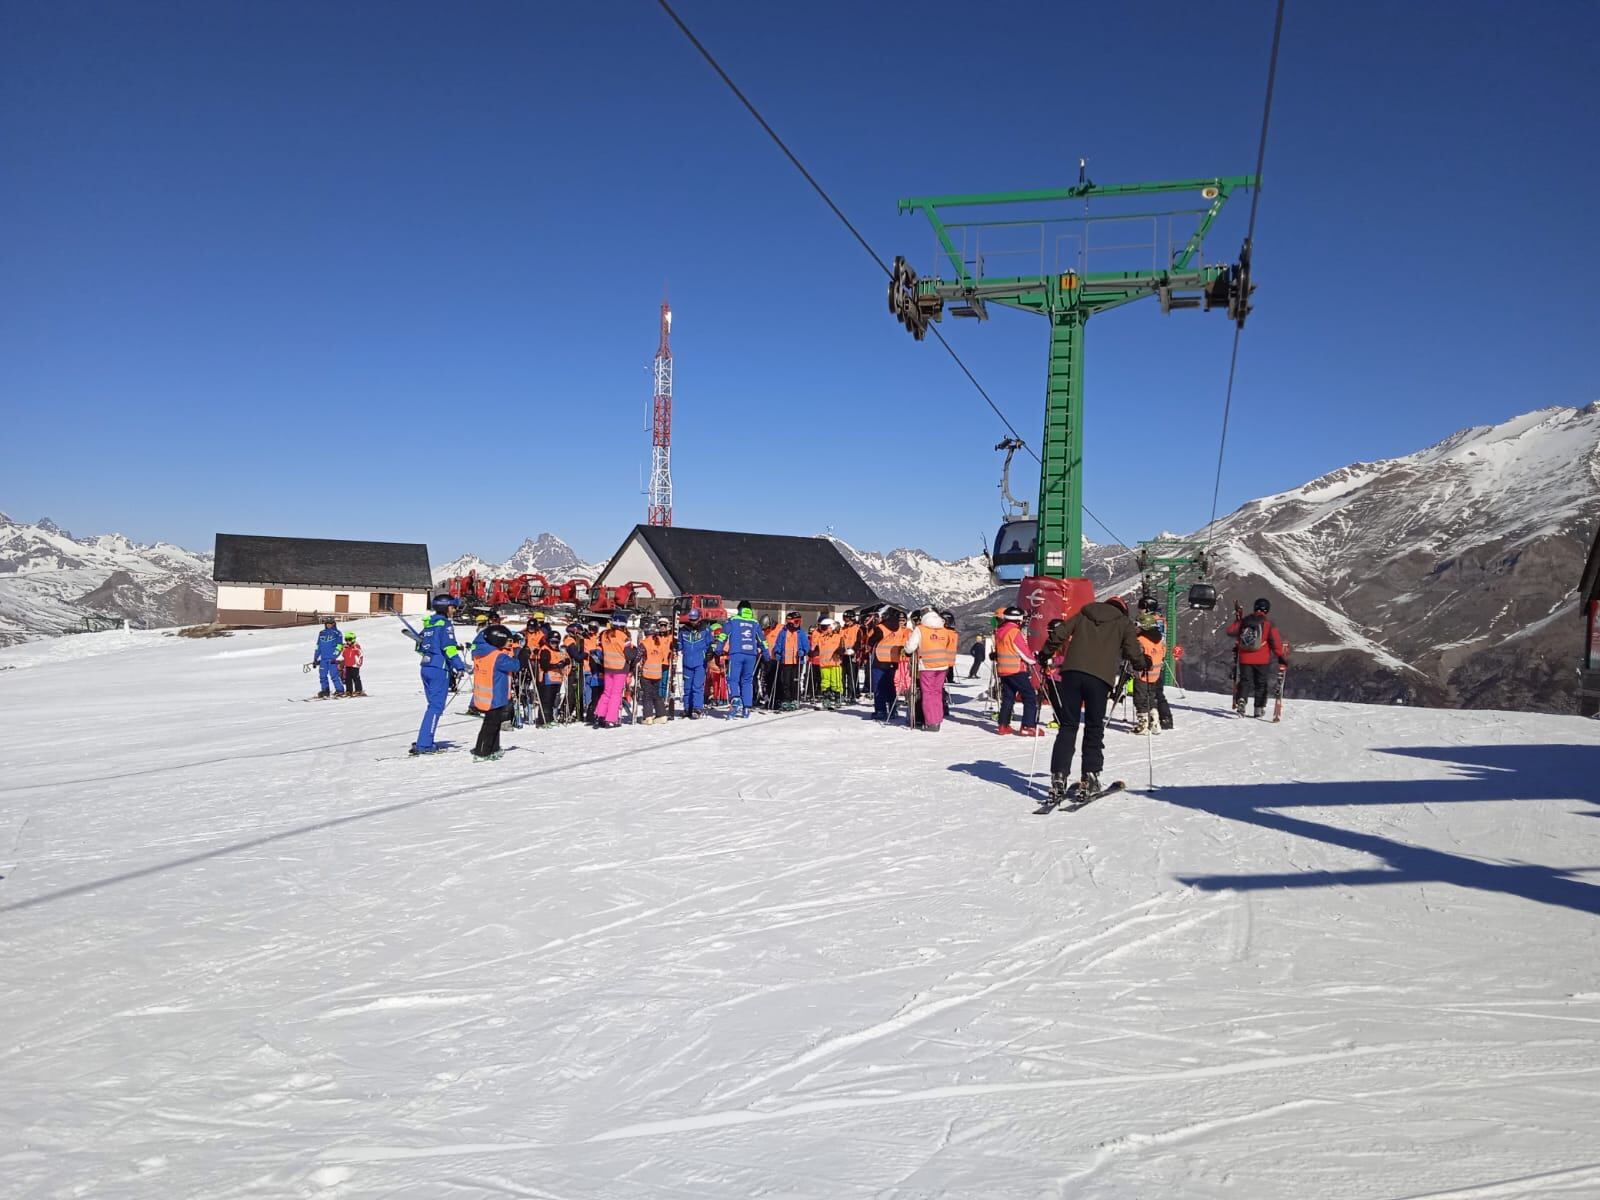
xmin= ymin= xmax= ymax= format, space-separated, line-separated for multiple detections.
xmin=891 ymin=171 xmax=1256 ymax=642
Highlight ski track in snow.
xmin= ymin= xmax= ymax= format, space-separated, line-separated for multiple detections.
xmin=1 ymin=624 xmax=1598 ymax=1198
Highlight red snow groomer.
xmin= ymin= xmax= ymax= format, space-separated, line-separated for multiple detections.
xmin=586 ymin=581 xmax=656 ymax=618
xmin=674 ymin=593 xmax=728 ymax=623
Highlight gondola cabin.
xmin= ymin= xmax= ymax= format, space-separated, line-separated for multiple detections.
xmin=990 ymin=518 xmax=1037 ymax=584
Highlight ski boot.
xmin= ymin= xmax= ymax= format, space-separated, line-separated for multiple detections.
xmin=1079 ymin=772 xmax=1102 ymax=797
xmin=1133 ymin=714 xmax=1149 ymax=735
xmin=1016 ymin=726 xmax=1046 ymax=738
xmin=995 ymin=724 xmax=1014 ymax=736
xmin=1049 ymin=773 xmax=1075 ymax=804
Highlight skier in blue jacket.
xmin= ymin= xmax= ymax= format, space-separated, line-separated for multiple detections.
xmin=412 ymin=595 xmax=470 ymax=755
xmin=676 ymin=609 xmax=714 ymax=720
xmin=313 ymin=616 xmax=346 ymax=698
xmin=721 ymin=603 xmax=769 ymax=719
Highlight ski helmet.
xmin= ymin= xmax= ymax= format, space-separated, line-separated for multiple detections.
xmin=818 ymin=616 xmax=834 ymax=628
xmin=1106 ymin=595 xmax=1129 ymax=614
xmin=1254 ymin=598 xmax=1271 ymax=613
xmin=739 ymin=606 xmax=755 ymax=620
xmin=431 ymin=594 xmax=459 ymax=612
xmin=761 ymin=615 xmax=776 ymax=628
xmin=1139 ymin=594 xmax=1160 ymax=613
xmin=687 ymin=607 xmax=702 ymax=621
xmin=343 ymin=632 xmax=357 ymax=643
xmin=483 ymin=624 xmax=512 ymax=648
xmin=939 ymin=609 xmax=955 ymax=624
xmin=656 ymin=616 xmax=672 ymax=631
xmin=532 ymin=610 xmax=546 ymax=622
xmin=322 ymin=616 xmax=337 ymax=626
xmin=1001 ymin=605 xmax=1024 ymax=622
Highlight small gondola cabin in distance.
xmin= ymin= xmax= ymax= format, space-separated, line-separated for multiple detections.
xmin=212 ymin=534 xmax=433 ymax=627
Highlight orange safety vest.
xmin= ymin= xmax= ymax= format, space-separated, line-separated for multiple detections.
xmin=840 ymin=624 xmax=860 ymax=653
xmin=1139 ymin=636 xmax=1166 ymax=684
xmin=472 ymin=647 xmax=507 ymax=710
xmin=764 ymin=626 xmax=779 ymax=654
xmin=917 ymin=627 xmax=958 ymax=672
xmin=539 ymin=646 xmax=569 ymax=685
xmin=599 ymin=627 xmax=630 ymax=671
xmin=812 ymin=629 xmax=843 ymax=666
xmin=524 ymin=629 xmax=546 ymax=654
xmin=873 ymin=624 xmax=909 ymax=664
xmin=994 ymin=622 xmax=1027 ymax=676
xmin=641 ymin=633 xmax=673 ymax=680
xmin=780 ymin=624 xmax=805 ymax=665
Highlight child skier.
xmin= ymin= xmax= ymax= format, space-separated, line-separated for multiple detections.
xmin=992 ymin=606 xmax=1043 ymax=736
xmin=904 ymin=610 xmax=957 ymax=731
xmin=339 ymin=631 xmax=365 ymax=697
xmin=772 ymin=612 xmax=810 ymax=710
xmin=591 ymin=614 xmax=635 ymax=729
xmin=1132 ymin=613 xmax=1173 ymax=734
xmin=639 ymin=617 xmax=676 ymax=725
xmin=810 ymin=616 xmax=845 ymax=709
xmin=470 ymin=624 xmax=521 ymax=760
xmin=312 ymin=616 xmax=346 ymax=698
xmin=676 ymin=609 xmax=714 ymax=719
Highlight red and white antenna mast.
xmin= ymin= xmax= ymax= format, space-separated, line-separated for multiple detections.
xmin=646 ymin=296 xmax=674 ymax=527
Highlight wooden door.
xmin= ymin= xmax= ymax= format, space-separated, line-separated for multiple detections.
xmin=264 ymin=588 xmax=283 ymax=611
xmin=334 ymin=594 xmax=350 ymax=614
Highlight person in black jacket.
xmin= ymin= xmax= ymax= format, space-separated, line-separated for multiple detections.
xmin=1038 ymin=596 xmax=1150 ymax=800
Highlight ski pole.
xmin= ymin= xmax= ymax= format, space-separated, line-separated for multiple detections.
xmin=1146 ymin=710 xmax=1156 ymax=791
xmin=1024 ymin=714 xmax=1044 ymax=800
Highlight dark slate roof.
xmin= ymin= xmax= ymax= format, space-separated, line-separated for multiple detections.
xmin=213 ymin=534 xmax=432 ymax=590
xmin=612 ymin=525 xmax=878 ymax=607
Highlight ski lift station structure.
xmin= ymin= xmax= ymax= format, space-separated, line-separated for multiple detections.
xmin=888 ymin=169 xmax=1253 ymax=641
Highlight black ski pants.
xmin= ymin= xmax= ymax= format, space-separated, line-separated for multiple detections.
xmin=1239 ymin=662 xmax=1273 ymax=712
xmin=640 ymin=677 xmax=669 ymax=721
xmin=1133 ymin=678 xmax=1173 ymax=728
xmin=538 ymin=682 xmax=562 ymax=724
xmin=342 ymin=666 xmax=363 ymax=694
xmin=1050 ymin=670 xmax=1112 ymax=778
xmin=473 ymin=704 xmax=510 ymax=757
xmin=997 ymin=671 xmax=1038 ymax=729
xmin=776 ymin=663 xmax=799 ymax=705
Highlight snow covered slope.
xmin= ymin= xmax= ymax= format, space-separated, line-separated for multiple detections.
xmin=434 ymin=533 xmax=598 ymax=585
xmin=1176 ymin=404 xmax=1600 ymax=713
xmin=0 ymin=512 xmax=214 ymax=645
xmin=3 ymin=625 xmax=1598 ymax=1198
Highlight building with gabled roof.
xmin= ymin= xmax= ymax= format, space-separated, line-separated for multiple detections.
xmin=594 ymin=525 xmax=879 ymax=620
xmin=212 ymin=533 xmax=432 ymax=627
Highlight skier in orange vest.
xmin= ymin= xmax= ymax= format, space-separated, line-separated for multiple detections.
xmin=904 ymin=610 xmax=958 ymax=731
xmin=993 ymin=606 xmax=1044 ymax=736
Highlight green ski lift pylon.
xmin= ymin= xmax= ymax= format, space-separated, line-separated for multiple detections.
xmin=891 ymin=165 xmax=1256 ymax=579
xmin=1137 ymin=539 xmax=1214 ymax=688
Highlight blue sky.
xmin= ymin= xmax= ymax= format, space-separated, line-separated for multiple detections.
xmin=3 ymin=1 xmax=1595 ymax=565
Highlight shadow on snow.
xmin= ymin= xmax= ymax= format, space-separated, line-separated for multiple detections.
xmin=1156 ymin=743 xmax=1600 ymax=916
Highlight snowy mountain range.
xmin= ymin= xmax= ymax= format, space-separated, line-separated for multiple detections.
xmin=432 ymin=533 xmax=600 ymax=585
xmin=1166 ymin=404 xmax=1600 ymax=712
xmin=0 ymin=513 xmax=215 ymax=645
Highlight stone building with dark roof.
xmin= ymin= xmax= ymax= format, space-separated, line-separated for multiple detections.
xmin=594 ymin=525 xmax=879 ymax=620
xmin=212 ymin=534 xmax=433 ymax=627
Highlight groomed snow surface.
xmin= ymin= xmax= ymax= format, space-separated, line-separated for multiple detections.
xmin=3 ymin=623 xmax=1599 ymax=1199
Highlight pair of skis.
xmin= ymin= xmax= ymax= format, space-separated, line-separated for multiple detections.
xmin=1033 ymin=779 xmax=1126 ymax=816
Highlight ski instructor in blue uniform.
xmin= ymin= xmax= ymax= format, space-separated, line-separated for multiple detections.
xmin=412 ymin=595 xmax=469 ymax=755
xmin=721 ymin=603 xmax=769 ymax=719
xmin=313 ymin=616 xmax=346 ymax=698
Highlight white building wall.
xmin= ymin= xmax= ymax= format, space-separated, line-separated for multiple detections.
xmin=217 ymin=584 xmax=429 ymax=615
xmin=595 ymin=536 xmax=676 ymax=598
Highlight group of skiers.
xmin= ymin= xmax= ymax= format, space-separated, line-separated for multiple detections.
xmin=309 ymin=616 xmax=365 ymax=698
xmin=387 ymin=587 xmax=1290 ymax=774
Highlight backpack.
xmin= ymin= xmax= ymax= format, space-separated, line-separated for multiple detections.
xmin=1237 ymin=614 xmax=1266 ymax=652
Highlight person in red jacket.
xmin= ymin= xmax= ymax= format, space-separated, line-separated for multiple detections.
xmin=338 ymin=632 xmax=366 ymax=697
xmin=1226 ymin=597 xmax=1289 ymax=718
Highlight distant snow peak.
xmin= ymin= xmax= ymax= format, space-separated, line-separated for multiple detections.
xmin=0 ymin=516 xmax=214 ymax=644
xmin=433 ymin=533 xmax=598 ymax=586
